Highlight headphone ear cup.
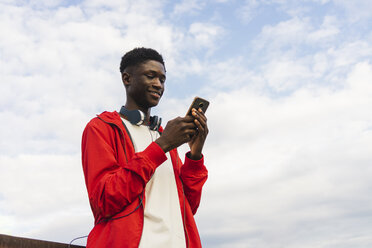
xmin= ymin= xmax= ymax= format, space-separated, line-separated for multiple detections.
xmin=149 ymin=116 xmax=161 ymax=131
xmin=120 ymin=106 xmax=144 ymax=125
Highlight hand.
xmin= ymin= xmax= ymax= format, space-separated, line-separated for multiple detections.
xmin=188 ymin=108 xmax=208 ymax=160
xmin=155 ymin=115 xmax=197 ymax=153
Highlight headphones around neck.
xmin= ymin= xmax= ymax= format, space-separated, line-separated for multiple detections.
xmin=119 ymin=106 xmax=162 ymax=131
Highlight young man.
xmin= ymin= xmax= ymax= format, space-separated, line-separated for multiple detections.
xmin=81 ymin=48 xmax=208 ymax=248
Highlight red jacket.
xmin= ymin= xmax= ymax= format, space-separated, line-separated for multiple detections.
xmin=81 ymin=111 xmax=208 ymax=248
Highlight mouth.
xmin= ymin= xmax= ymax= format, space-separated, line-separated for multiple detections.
xmin=148 ymin=90 xmax=162 ymax=98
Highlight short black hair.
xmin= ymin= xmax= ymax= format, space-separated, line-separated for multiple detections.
xmin=119 ymin=47 xmax=165 ymax=73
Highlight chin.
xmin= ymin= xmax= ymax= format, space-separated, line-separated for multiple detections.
xmin=150 ymin=101 xmax=160 ymax=108
xmin=149 ymin=98 xmax=161 ymax=107
xmin=142 ymin=101 xmax=159 ymax=110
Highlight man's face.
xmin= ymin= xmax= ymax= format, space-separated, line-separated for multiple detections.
xmin=125 ymin=60 xmax=166 ymax=111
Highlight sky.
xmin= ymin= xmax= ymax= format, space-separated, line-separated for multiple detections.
xmin=0 ymin=0 xmax=372 ymax=247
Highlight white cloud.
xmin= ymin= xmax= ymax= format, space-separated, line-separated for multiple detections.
xmin=196 ymin=61 xmax=372 ymax=247
xmin=0 ymin=0 xmax=225 ymax=154
xmin=248 ymin=11 xmax=372 ymax=93
xmin=263 ymin=57 xmax=312 ymax=91
xmin=1 ymin=1 xmax=372 ymax=247
xmin=189 ymin=22 xmax=224 ymax=48
xmin=27 ymin=0 xmax=64 ymax=8
xmin=237 ymin=0 xmax=260 ymax=23
xmin=308 ymin=15 xmax=339 ymax=42
xmin=0 ymin=0 xmax=226 ymax=243
xmin=171 ymin=0 xmax=205 ymax=17
xmin=254 ymin=15 xmax=340 ymax=53
xmin=0 ymin=153 xmax=92 ymax=243
xmin=0 ymin=154 xmax=86 ymax=216
xmin=327 ymin=41 xmax=372 ymax=68
xmin=332 ymin=0 xmax=372 ymax=22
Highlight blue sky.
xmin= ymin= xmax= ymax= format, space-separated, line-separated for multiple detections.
xmin=1 ymin=0 xmax=372 ymax=247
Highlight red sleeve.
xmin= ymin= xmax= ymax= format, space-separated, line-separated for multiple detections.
xmin=82 ymin=119 xmax=167 ymax=219
xmin=180 ymin=152 xmax=208 ymax=214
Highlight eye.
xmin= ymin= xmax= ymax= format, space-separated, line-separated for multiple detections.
xmin=146 ymin=74 xmax=155 ymax=79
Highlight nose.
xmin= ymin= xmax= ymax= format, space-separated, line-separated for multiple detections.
xmin=152 ymin=77 xmax=163 ymax=89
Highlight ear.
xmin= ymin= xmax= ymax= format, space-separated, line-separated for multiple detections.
xmin=122 ymin=72 xmax=131 ymax=87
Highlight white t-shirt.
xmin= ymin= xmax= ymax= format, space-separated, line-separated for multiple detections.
xmin=121 ymin=118 xmax=186 ymax=248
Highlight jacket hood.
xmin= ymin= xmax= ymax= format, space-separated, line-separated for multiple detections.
xmin=97 ymin=110 xmax=164 ymax=133
xmin=97 ymin=111 xmax=123 ymax=126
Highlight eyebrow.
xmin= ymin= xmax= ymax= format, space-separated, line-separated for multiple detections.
xmin=146 ymin=70 xmax=166 ymax=79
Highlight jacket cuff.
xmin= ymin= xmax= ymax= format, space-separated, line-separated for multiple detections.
xmin=185 ymin=151 xmax=203 ymax=162
xmin=182 ymin=152 xmax=207 ymax=174
xmin=143 ymin=142 xmax=168 ymax=167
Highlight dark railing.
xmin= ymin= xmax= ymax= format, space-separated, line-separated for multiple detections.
xmin=0 ymin=234 xmax=85 ymax=248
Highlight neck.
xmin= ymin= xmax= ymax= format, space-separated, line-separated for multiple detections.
xmin=124 ymin=103 xmax=151 ymax=123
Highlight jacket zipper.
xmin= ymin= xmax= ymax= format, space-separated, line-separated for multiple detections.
xmin=176 ymin=151 xmax=190 ymax=248
xmin=182 ymin=181 xmax=190 ymax=248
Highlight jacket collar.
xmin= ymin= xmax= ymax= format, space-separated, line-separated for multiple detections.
xmin=97 ymin=111 xmax=123 ymax=126
xmin=96 ymin=110 xmax=164 ymax=133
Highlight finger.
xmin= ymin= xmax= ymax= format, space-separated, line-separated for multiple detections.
xmin=197 ymin=107 xmax=207 ymax=116
xmin=183 ymin=115 xmax=195 ymax=122
xmin=193 ymin=112 xmax=206 ymax=128
xmin=204 ymin=124 xmax=209 ymax=135
xmin=186 ymin=128 xmax=196 ymax=136
xmin=192 ymin=108 xmax=207 ymax=123
xmin=189 ymin=132 xmax=197 ymax=142
xmin=198 ymin=110 xmax=207 ymax=122
xmin=194 ymin=122 xmax=205 ymax=135
xmin=182 ymin=122 xmax=197 ymax=130
xmin=195 ymin=117 xmax=209 ymax=136
xmin=185 ymin=130 xmax=196 ymax=142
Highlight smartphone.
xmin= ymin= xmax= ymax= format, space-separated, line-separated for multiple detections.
xmin=186 ymin=97 xmax=210 ymax=116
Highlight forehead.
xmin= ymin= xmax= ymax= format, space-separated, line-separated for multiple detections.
xmin=136 ymin=60 xmax=166 ymax=75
